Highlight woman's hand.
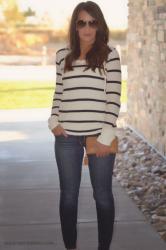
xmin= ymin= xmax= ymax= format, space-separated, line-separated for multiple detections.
xmin=51 ymin=124 xmax=68 ymax=138
xmin=94 ymin=140 xmax=111 ymax=157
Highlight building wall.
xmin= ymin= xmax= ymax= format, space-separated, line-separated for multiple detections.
xmin=127 ymin=0 xmax=166 ymax=156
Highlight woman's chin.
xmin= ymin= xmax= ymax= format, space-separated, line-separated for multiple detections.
xmin=80 ymin=37 xmax=95 ymax=44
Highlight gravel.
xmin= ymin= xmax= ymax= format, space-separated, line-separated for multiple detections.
xmin=114 ymin=126 xmax=166 ymax=242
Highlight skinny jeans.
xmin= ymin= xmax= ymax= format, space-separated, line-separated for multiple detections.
xmin=54 ymin=133 xmax=116 ymax=250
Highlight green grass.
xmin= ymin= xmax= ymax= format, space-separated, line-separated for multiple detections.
xmin=0 ymin=80 xmax=127 ymax=109
xmin=121 ymin=80 xmax=127 ymax=104
xmin=0 ymin=80 xmax=55 ymax=109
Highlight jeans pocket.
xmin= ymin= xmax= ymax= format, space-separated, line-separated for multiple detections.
xmin=54 ymin=133 xmax=65 ymax=138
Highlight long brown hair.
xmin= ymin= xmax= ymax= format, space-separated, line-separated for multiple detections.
xmin=64 ymin=1 xmax=111 ymax=75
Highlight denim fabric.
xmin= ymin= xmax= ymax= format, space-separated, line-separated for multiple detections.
xmin=54 ymin=134 xmax=116 ymax=250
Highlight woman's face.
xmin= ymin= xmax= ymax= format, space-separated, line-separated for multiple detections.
xmin=76 ymin=10 xmax=98 ymax=45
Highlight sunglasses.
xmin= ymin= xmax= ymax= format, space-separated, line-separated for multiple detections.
xmin=76 ymin=19 xmax=98 ymax=29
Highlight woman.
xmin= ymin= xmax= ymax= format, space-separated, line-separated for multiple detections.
xmin=48 ymin=1 xmax=122 ymax=249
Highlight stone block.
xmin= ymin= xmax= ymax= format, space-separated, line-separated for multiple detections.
xmin=160 ymin=53 xmax=165 ymax=61
xmin=147 ymin=0 xmax=155 ymax=6
xmin=157 ymin=30 xmax=164 ymax=41
xmin=157 ymin=5 xmax=166 ymax=13
xmin=159 ymin=13 xmax=166 ymax=19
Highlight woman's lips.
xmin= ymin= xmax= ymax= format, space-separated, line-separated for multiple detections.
xmin=83 ymin=35 xmax=92 ymax=38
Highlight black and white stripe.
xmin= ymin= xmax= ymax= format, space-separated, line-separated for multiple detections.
xmin=48 ymin=45 xmax=122 ymax=145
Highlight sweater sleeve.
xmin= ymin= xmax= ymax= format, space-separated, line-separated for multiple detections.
xmin=97 ymin=47 xmax=122 ymax=146
xmin=48 ymin=50 xmax=63 ymax=131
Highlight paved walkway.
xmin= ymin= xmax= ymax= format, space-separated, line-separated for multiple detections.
xmin=0 ymin=108 xmax=165 ymax=249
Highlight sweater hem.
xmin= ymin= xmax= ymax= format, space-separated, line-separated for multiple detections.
xmin=64 ymin=129 xmax=102 ymax=136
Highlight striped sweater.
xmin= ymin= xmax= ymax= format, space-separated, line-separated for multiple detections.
xmin=48 ymin=44 xmax=122 ymax=146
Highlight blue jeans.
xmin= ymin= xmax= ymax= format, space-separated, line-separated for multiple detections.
xmin=54 ymin=134 xmax=116 ymax=250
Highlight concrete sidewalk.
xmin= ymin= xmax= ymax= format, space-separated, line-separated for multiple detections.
xmin=0 ymin=108 xmax=165 ymax=250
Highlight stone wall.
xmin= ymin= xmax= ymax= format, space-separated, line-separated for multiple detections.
xmin=127 ymin=0 xmax=166 ymax=157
